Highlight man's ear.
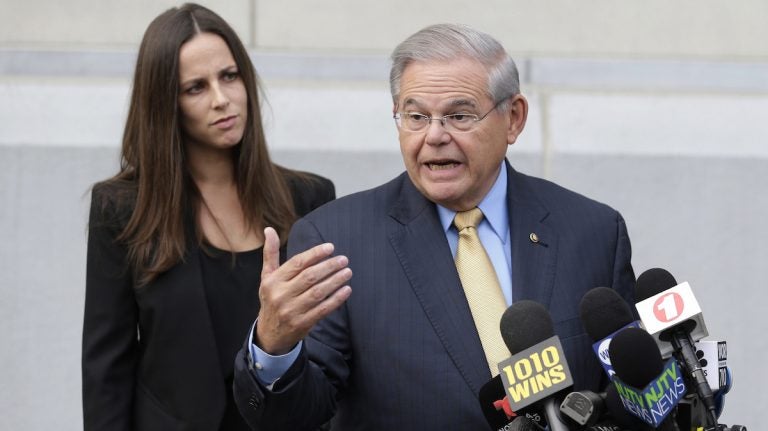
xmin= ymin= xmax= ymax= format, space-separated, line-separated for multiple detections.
xmin=506 ymin=94 xmax=528 ymax=146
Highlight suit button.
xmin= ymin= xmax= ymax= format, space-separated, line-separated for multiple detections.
xmin=248 ymin=393 xmax=261 ymax=409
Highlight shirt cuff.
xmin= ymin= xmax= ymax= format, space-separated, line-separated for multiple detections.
xmin=247 ymin=320 xmax=302 ymax=387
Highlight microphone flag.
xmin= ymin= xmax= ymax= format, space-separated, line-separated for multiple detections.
xmin=498 ymin=335 xmax=573 ymax=412
xmin=635 ymin=281 xmax=709 ymax=357
xmin=611 ymin=357 xmax=686 ymax=428
xmin=592 ymin=320 xmax=643 ymax=378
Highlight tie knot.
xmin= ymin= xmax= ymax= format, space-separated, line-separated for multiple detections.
xmin=453 ymin=207 xmax=484 ymax=231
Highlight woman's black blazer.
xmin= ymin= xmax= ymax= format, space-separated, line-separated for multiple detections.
xmin=82 ymin=172 xmax=335 ymax=431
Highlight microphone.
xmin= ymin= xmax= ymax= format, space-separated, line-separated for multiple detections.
xmin=478 ymin=300 xmax=564 ymax=430
xmin=580 ymin=287 xmax=636 ymax=342
xmin=579 ymin=287 xmax=642 ymax=378
xmin=695 ymin=340 xmax=728 ymax=392
xmin=559 ymin=389 xmax=605 ymax=426
xmin=634 ymin=268 xmax=718 ymax=428
xmin=609 ymin=327 xmax=684 ymax=430
xmin=634 ymin=268 xmax=709 ymax=356
xmin=479 ymin=374 xmax=545 ymax=430
xmin=498 ymin=300 xmax=574 ymax=431
xmin=478 ymin=375 xmax=512 ymax=430
xmin=558 ymin=387 xmax=644 ymax=430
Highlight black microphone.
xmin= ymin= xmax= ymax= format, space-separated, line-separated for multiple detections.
xmin=478 ymin=375 xmax=511 ymax=430
xmin=560 ymin=387 xmax=658 ymax=430
xmin=579 ymin=287 xmax=636 ymax=343
xmin=558 ymin=287 xmax=642 ymax=428
xmin=609 ymin=327 xmax=683 ymax=431
xmin=478 ymin=300 xmax=557 ymax=430
xmin=559 ymin=389 xmax=605 ymax=427
xmin=498 ymin=300 xmax=573 ymax=431
xmin=579 ymin=287 xmax=642 ymax=378
xmin=479 ymin=374 xmax=546 ymax=430
xmin=634 ymin=268 xmax=718 ymax=428
xmin=556 ymin=387 xmax=634 ymax=431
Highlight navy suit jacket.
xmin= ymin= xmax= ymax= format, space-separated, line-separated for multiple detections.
xmin=234 ymin=162 xmax=635 ymax=430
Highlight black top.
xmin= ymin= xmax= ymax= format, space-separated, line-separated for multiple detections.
xmin=200 ymin=245 xmax=263 ymax=431
xmin=200 ymin=245 xmax=263 ymax=379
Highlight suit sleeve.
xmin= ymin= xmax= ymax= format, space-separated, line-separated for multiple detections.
xmin=612 ymin=212 xmax=636 ymax=311
xmin=233 ymin=216 xmax=344 ymax=430
xmin=82 ymin=186 xmax=138 ymax=431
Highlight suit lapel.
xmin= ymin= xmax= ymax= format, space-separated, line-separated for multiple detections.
xmin=143 ymin=245 xmax=227 ymax=403
xmin=387 ymin=175 xmax=490 ymax=394
xmin=506 ymin=161 xmax=559 ymax=309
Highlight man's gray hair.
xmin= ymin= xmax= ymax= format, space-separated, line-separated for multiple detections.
xmin=389 ymin=23 xmax=520 ymax=108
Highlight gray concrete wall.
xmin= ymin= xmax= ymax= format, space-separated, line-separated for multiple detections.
xmin=1 ymin=1 xmax=766 ymax=429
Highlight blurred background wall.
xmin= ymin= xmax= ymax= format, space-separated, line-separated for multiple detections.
xmin=1 ymin=1 xmax=766 ymax=429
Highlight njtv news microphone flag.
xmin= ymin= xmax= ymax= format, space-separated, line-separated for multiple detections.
xmin=612 ymin=357 xmax=686 ymax=428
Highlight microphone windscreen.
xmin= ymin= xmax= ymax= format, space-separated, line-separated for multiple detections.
xmin=500 ymin=300 xmax=554 ymax=354
xmin=478 ymin=375 xmax=513 ymax=430
xmin=608 ymin=327 xmax=664 ymax=388
xmin=579 ymin=287 xmax=635 ymax=342
xmin=635 ymin=268 xmax=677 ymax=302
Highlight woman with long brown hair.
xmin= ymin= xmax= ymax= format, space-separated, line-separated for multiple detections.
xmin=82 ymin=4 xmax=344 ymax=430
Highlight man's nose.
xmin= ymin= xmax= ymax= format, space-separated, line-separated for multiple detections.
xmin=424 ymin=118 xmax=449 ymax=145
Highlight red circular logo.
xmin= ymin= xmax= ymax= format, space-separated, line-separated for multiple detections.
xmin=653 ymin=292 xmax=685 ymax=322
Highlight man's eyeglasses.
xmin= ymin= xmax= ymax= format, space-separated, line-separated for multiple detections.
xmin=393 ymin=100 xmax=505 ymax=133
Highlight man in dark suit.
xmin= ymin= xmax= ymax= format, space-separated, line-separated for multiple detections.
xmin=234 ymin=24 xmax=635 ymax=430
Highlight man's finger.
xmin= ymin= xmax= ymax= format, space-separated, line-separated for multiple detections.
xmin=296 ymin=264 xmax=352 ymax=309
xmin=277 ymin=241 xmax=336 ymax=280
xmin=300 ymin=285 xmax=352 ymax=328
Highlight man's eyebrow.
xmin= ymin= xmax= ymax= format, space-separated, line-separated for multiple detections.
xmin=402 ymin=98 xmax=422 ymax=108
xmin=401 ymin=98 xmax=478 ymax=109
xmin=448 ymin=99 xmax=477 ymax=108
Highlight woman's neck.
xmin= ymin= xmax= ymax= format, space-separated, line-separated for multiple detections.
xmin=185 ymin=144 xmax=263 ymax=251
xmin=186 ymin=145 xmax=236 ymax=188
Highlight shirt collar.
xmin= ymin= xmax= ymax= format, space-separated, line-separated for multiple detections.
xmin=436 ymin=162 xmax=509 ymax=243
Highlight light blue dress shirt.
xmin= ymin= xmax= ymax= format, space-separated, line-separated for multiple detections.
xmin=435 ymin=161 xmax=513 ymax=306
xmin=249 ymin=162 xmax=513 ymax=385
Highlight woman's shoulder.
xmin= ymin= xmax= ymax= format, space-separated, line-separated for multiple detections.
xmin=90 ymin=178 xmax=137 ymax=225
xmin=280 ymin=168 xmax=336 ymax=217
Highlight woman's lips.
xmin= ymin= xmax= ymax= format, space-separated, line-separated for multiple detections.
xmin=213 ymin=115 xmax=237 ymax=129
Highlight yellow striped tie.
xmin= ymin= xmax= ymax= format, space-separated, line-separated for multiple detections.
xmin=454 ymin=208 xmax=508 ymax=375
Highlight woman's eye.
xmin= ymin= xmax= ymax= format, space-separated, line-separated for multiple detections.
xmin=184 ymin=83 xmax=203 ymax=95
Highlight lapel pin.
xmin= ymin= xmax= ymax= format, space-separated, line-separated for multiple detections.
xmin=529 ymin=232 xmax=548 ymax=247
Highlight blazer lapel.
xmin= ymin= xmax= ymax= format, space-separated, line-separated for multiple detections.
xmin=506 ymin=161 xmax=559 ymax=309
xmin=387 ymin=175 xmax=491 ymax=394
xmin=143 ymin=244 xmax=227 ymax=409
